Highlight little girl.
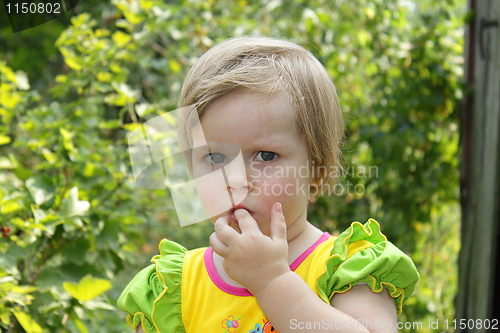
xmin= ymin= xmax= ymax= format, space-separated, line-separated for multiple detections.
xmin=118 ymin=36 xmax=419 ymax=333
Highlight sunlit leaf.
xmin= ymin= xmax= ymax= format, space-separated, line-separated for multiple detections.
xmin=112 ymin=31 xmax=132 ymax=48
xmin=60 ymin=187 xmax=90 ymax=218
xmin=0 ymin=135 xmax=11 ymax=145
xmin=63 ymin=275 xmax=112 ymax=302
xmin=12 ymin=311 xmax=44 ymax=333
xmin=25 ymin=175 xmax=55 ymax=206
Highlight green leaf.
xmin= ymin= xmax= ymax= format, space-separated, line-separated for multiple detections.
xmin=60 ymin=187 xmax=90 ymax=218
xmin=0 ymin=246 xmax=25 ymax=276
xmin=135 ymin=103 xmax=154 ymax=117
xmin=0 ymin=61 xmax=17 ymax=82
xmin=123 ymin=11 xmax=143 ymax=25
xmin=104 ymin=93 xmax=127 ymax=106
xmin=169 ymin=59 xmax=181 ymax=73
xmin=14 ymin=71 xmax=30 ymax=90
xmin=0 ymin=156 xmax=17 ymax=169
xmin=83 ymin=161 xmax=96 ymax=177
xmin=111 ymin=81 xmax=140 ymax=102
xmin=0 ymin=307 xmax=11 ymax=325
xmin=13 ymin=165 xmax=33 ymax=181
xmin=70 ymin=13 xmax=91 ymax=28
xmin=96 ymin=72 xmax=112 ymax=83
xmin=6 ymin=290 xmax=35 ymax=306
xmin=112 ymin=31 xmax=132 ymax=48
xmin=109 ymin=62 xmax=126 ymax=74
xmin=55 ymin=74 xmax=67 ymax=83
xmin=63 ymin=275 xmax=112 ymax=302
xmin=140 ymin=0 xmax=154 ymax=10
xmin=84 ymin=300 xmax=115 ymax=310
xmin=98 ymin=119 xmax=120 ymax=129
xmin=35 ymin=268 xmax=64 ymax=290
xmin=12 ymin=311 xmax=44 ymax=333
xmin=59 ymin=127 xmax=74 ymax=140
xmin=122 ymin=123 xmax=141 ymax=131
xmin=62 ymin=237 xmax=89 ymax=265
xmin=64 ymin=57 xmax=84 ymax=71
xmin=1 ymin=200 xmax=20 ymax=214
xmin=41 ymin=148 xmax=57 ymax=164
xmin=25 ymin=175 xmax=55 ymax=206
xmin=0 ymin=90 xmax=20 ymax=109
xmin=71 ymin=313 xmax=89 ymax=333
xmin=0 ymin=134 xmax=11 ymax=145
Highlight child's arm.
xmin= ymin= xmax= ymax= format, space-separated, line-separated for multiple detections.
xmin=135 ymin=324 xmax=145 ymax=333
xmin=210 ymin=204 xmax=397 ymax=333
xmin=254 ymin=271 xmax=397 ymax=333
xmin=330 ymin=283 xmax=398 ymax=331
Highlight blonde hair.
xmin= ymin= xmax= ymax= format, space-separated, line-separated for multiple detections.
xmin=177 ymin=36 xmax=345 ymax=196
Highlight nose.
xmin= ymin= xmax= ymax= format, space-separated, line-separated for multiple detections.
xmin=227 ymin=179 xmax=252 ymax=206
xmin=223 ymin=153 xmax=252 ymax=203
xmin=226 ymin=168 xmax=252 ymax=193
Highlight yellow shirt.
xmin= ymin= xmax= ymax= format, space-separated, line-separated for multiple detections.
xmin=118 ymin=219 xmax=420 ymax=333
xmin=182 ymin=233 xmax=334 ymax=332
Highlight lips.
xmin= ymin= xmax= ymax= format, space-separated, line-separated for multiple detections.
xmin=230 ymin=211 xmax=238 ymax=224
xmin=232 ymin=204 xmax=252 ymax=213
xmin=228 ymin=205 xmax=253 ymax=215
xmin=228 ymin=205 xmax=253 ymax=224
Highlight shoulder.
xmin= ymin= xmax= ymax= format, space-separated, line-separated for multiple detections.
xmin=317 ymin=219 xmax=420 ymax=316
xmin=117 ymin=239 xmax=193 ymax=333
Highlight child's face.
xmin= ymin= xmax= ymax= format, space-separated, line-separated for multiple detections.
xmin=191 ymin=89 xmax=313 ymax=238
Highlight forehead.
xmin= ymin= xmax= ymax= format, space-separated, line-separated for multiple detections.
xmin=192 ymin=90 xmax=299 ymax=146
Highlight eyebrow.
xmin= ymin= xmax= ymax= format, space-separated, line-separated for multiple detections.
xmin=193 ymin=127 xmax=295 ymax=150
xmin=251 ymin=131 xmax=293 ymax=145
xmin=242 ymin=138 xmax=290 ymax=152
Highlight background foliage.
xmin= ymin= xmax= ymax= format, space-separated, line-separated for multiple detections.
xmin=0 ymin=0 xmax=464 ymax=332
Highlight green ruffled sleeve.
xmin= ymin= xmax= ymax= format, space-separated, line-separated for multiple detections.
xmin=317 ymin=218 xmax=419 ymax=316
xmin=117 ymin=240 xmax=187 ymax=333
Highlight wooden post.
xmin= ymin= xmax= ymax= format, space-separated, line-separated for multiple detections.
xmin=457 ymin=0 xmax=500 ymax=330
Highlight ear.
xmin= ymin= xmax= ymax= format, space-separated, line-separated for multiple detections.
xmin=309 ymin=177 xmax=324 ymax=200
xmin=310 ymin=176 xmax=324 ymax=188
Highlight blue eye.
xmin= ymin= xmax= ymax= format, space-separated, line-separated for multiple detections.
xmin=256 ymin=151 xmax=277 ymax=162
xmin=205 ymin=153 xmax=226 ymax=164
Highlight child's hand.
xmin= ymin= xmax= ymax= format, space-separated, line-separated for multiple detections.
xmin=210 ymin=202 xmax=290 ymax=296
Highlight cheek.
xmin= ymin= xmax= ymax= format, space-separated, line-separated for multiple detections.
xmin=251 ymin=175 xmax=310 ymax=210
xmin=194 ymin=172 xmax=232 ymax=218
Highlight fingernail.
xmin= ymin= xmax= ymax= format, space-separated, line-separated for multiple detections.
xmin=275 ymin=202 xmax=282 ymax=213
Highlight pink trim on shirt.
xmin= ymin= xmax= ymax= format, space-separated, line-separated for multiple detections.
xmin=289 ymin=232 xmax=331 ymax=271
xmin=204 ymin=232 xmax=331 ymax=296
